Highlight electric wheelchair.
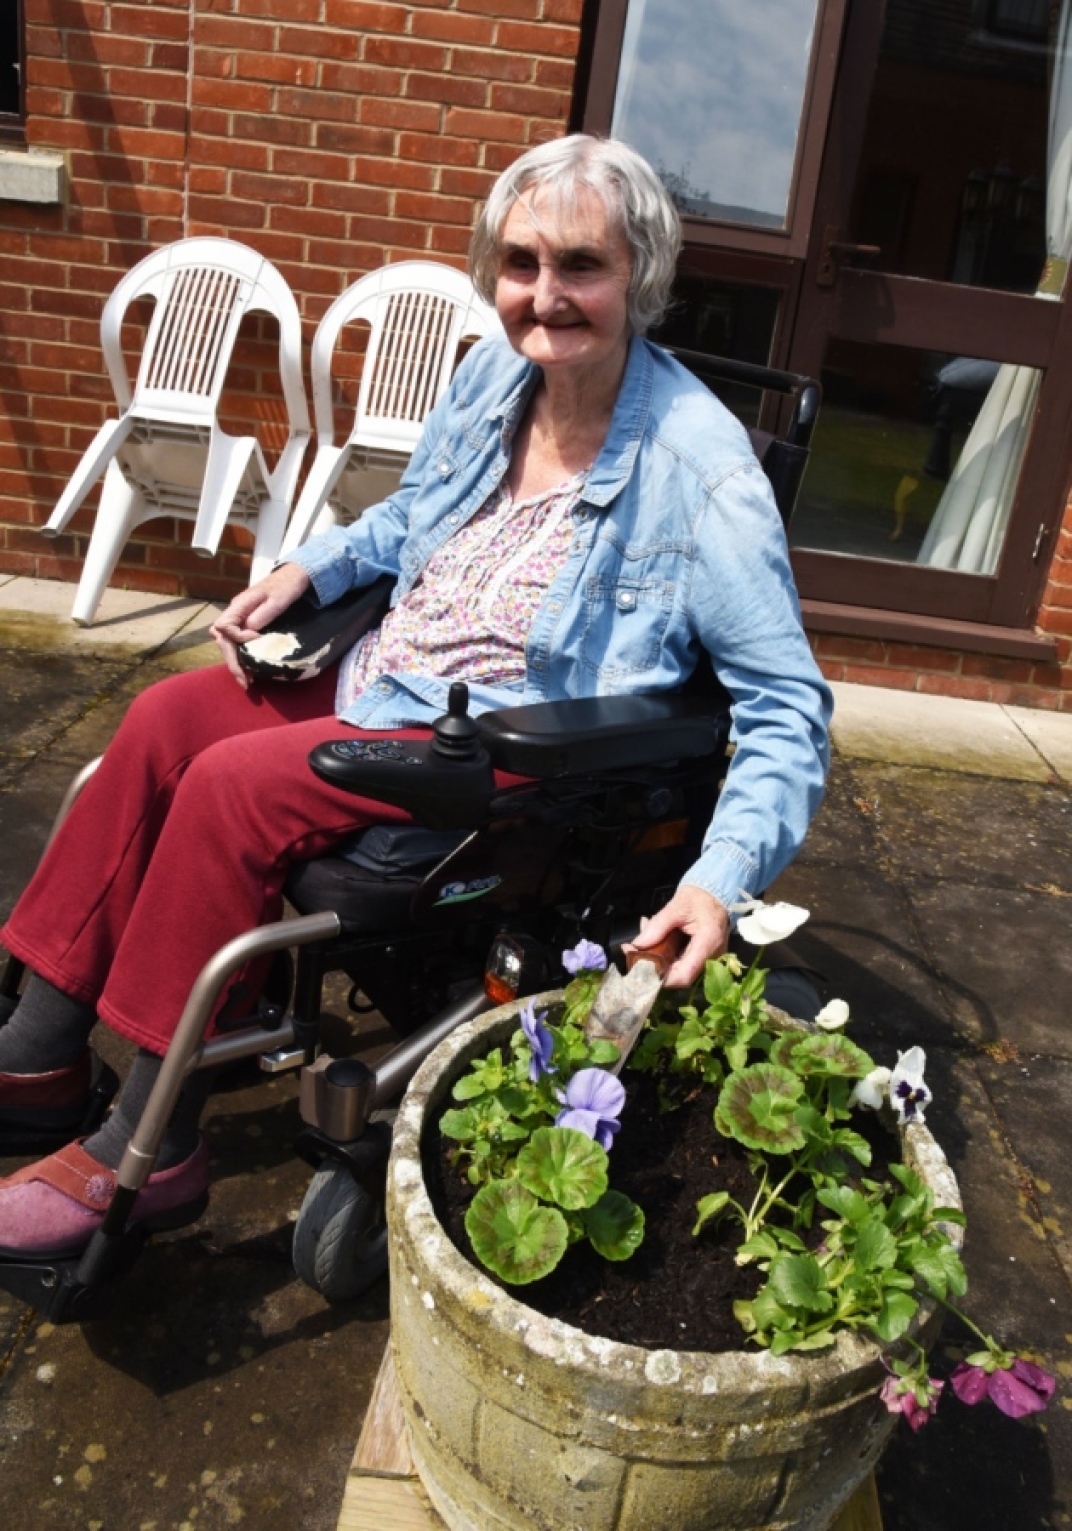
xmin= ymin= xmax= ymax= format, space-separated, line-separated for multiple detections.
xmin=0 ymin=350 xmax=821 ymax=1321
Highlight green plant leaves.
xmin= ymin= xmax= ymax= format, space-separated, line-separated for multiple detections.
xmin=517 ymin=1127 xmax=609 ymax=1211
xmin=716 ymin=1063 xmax=805 ymax=1153
xmin=465 ymin=1181 xmax=569 ymax=1284
xmin=768 ymin=1253 xmax=834 ymax=1314
xmin=872 ymin=1290 xmax=918 ymax=1343
xmin=692 ymin=1190 xmax=731 ymax=1236
xmin=772 ymin=1032 xmax=875 ymax=1080
xmin=853 ymin=1217 xmax=898 ymax=1272
xmin=584 ymin=1190 xmax=645 ymax=1260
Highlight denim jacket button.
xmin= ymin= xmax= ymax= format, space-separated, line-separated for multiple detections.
xmin=617 ymin=590 xmax=637 ymax=611
xmin=447 ymin=512 xmax=459 ymax=525
xmin=438 ymin=460 xmax=451 ymax=477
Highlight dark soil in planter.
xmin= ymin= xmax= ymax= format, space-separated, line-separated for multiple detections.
xmin=424 ymin=1069 xmax=896 ymax=1355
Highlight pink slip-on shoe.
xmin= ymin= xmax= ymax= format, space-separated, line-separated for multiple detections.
xmin=0 ymin=1138 xmax=210 ymax=1259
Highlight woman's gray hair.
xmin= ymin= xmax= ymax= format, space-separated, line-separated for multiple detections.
xmin=469 ymin=134 xmax=682 ymax=334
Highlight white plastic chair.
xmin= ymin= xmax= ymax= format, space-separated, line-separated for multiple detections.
xmin=43 ymin=237 xmax=311 ymax=625
xmin=278 ymin=261 xmax=501 ymax=556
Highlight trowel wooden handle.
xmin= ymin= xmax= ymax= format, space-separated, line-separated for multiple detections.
xmin=624 ymin=929 xmax=684 ymax=979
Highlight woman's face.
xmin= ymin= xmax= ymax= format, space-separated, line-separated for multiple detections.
xmin=494 ymin=185 xmax=633 ymax=381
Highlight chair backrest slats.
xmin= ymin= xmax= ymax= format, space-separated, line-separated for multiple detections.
xmin=365 ymin=289 xmax=456 ymax=426
xmin=141 ymin=264 xmax=245 ymax=404
xmin=155 ymin=266 xmax=204 ymax=394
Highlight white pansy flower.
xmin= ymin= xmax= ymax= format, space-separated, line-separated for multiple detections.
xmin=850 ymin=1066 xmax=891 ymax=1111
xmin=889 ymin=1047 xmax=932 ymax=1125
xmin=734 ymin=898 xmax=811 ymax=947
xmin=815 ymin=999 xmax=850 ymax=1031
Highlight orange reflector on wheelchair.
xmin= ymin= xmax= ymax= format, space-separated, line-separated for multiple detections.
xmin=634 ymin=818 xmax=688 ymax=852
xmin=485 ymin=934 xmax=526 ymax=1005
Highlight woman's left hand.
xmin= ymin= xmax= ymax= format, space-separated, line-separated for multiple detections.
xmin=624 ymin=885 xmax=730 ymax=989
xmin=210 ymin=563 xmax=312 ymax=687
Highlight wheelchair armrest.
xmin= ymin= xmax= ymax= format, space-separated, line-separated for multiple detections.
xmin=476 ymin=694 xmax=729 ymax=777
xmin=237 ymin=575 xmax=395 ymax=683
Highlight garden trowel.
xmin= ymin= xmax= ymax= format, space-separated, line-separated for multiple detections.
xmin=584 ymin=930 xmax=683 ymax=1074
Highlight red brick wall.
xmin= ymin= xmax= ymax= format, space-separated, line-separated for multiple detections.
xmin=0 ymin=0 xmax=582 ymax=601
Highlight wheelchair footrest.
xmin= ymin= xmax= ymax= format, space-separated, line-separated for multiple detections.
xmin=0 ymin=1226 xmax=149 ymax=1323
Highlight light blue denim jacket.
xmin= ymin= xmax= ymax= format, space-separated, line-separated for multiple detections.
xmin=289 ymin=335 xmax=832 ymax=911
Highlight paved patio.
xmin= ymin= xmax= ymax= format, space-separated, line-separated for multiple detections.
xmin=0 ymin=573 xmax=1070 ymax=1530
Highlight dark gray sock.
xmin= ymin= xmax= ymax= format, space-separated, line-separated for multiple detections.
xmin=0 ymin=975 xmax=97 ymax=1073
xmin=84 ymin=1048 xmax=215 ymax=1171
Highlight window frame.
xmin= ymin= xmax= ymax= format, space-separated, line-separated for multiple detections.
xmin=0 ymin=0 xmax=25 ymax=144
xmin=578 ymin=0 xmax=850 ymax=259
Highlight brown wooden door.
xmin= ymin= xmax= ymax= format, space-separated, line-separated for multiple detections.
xmin=786 ymin=0 xmax=1072 ymax=627
xmin=579 ymin=0 xmax=1072 ymax=632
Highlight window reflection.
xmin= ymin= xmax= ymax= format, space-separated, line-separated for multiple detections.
xmin=851 ymin=0 xmax=1054 ymax=293
xmin=652 ymin=277 xmax=781 ymax=426
xmin=790 ymin=339 xmax=1035 ymax=569
xmin=611 ymin=0 xmax=820 ymax=230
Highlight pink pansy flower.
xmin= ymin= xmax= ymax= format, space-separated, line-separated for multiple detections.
xmin=951 ymin=1358 xmax=1056 ymax=1419
xmin=880 ymin=1372 xmax=944 ymax=1432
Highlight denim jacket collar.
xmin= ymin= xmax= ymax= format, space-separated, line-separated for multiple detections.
xmin=487 ymin=335 xmax=653 ymax=509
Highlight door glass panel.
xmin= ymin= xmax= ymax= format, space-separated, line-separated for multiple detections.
xmin=611 ymin=0 xmax=821 ymax=230
xmin=790 ymin=337 xmax=1039 ymax=573
xmin=651 ymin=278 xmax=782 ymax=426
xmin=850 ymin=0 xmax=1058 ymax=293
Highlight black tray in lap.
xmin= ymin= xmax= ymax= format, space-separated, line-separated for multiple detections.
xmin=236 ymin=576 xmax=395 ymax=683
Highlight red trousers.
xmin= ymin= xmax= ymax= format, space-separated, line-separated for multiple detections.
xmin=1 ymin=664 xmax=433 ymax=1055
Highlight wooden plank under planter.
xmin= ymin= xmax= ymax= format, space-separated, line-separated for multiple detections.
xmin=337 ymin=1344 xmax=885 ymax=1531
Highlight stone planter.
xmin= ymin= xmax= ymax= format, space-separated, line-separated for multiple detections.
xmin=387 ymin=996 xmax=962 ymax=1531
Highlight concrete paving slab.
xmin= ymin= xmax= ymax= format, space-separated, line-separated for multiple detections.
xmin=851 ymin=763 xmax=1072 ymax=892
xmin=1005 ymin=704 xmax=1072 ymax=784
xmin=769 ymin=858 xmax=960 ymax=1052
xmin=901 ymin=881 xmax=1072 ymax=1058
xmin=975 ymin=1052 xmax=1072 ymax=1291
xmin=789 ymin=766 xmax=883 ymax=870
xmin=0 ymin=650 xmax=133 ymax=770
xmin=0 ymin=575 xmax=212 ymax=655
xmin=830 ymin=680 xmax=1055 ymax=781
xmin=155 ymin=601 xmax=227 ymax=671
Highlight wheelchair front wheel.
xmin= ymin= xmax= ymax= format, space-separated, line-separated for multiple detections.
xmin=292 ymin=1161 xmax=388 ymax=1302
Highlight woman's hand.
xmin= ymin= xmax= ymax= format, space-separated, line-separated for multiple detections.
xmin=210 ymin=563 xmax=312 ymax=687
xmin=624 ymin=885 xmax=730 ymax=989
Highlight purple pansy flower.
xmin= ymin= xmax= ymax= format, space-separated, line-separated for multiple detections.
xmin=880 ymin=1372 xmax=944 ymax=1432
xmin=951 ymin=1358 xmax=1056 ymax=1418
xmin=562 ymin=939 xmax=608 ymax=976
xmin=520 ymin=1000 xmax=556 ymax=1083
xmin=555 ymin=1067 xmax=625 ymax=1150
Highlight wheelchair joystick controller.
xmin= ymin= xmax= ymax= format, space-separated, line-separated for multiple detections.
xmin=308 ymin=681 xmax=496 ymax=830
xmin=432 ymin=681 xmax=482 ymax=760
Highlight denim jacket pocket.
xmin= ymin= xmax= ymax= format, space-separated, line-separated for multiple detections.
xmin=580 ymin=575 xmax=675 ymax=681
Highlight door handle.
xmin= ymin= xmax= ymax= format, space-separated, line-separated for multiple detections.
xmin=816 ymin=225 xmax=882 ymax=287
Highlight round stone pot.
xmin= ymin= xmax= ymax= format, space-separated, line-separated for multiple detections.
xmin=387 ymin=997 xmax=962 ymax=1531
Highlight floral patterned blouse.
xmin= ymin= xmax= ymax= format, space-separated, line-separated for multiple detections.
xmin=336 ymin=467 xmax=589 ymax=713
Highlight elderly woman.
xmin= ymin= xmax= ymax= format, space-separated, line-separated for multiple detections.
xmin=0 ymin=134 xmax=830 ymax=1256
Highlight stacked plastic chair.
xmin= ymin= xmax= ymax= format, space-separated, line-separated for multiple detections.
xmin=279 ymin=261 xmax=501 ymax=555
xmin=43 ymin=237 xmax=311 ymax=625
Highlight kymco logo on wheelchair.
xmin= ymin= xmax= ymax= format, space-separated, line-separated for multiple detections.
xmin=435 ymin=876 xmax=503 ymax=906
